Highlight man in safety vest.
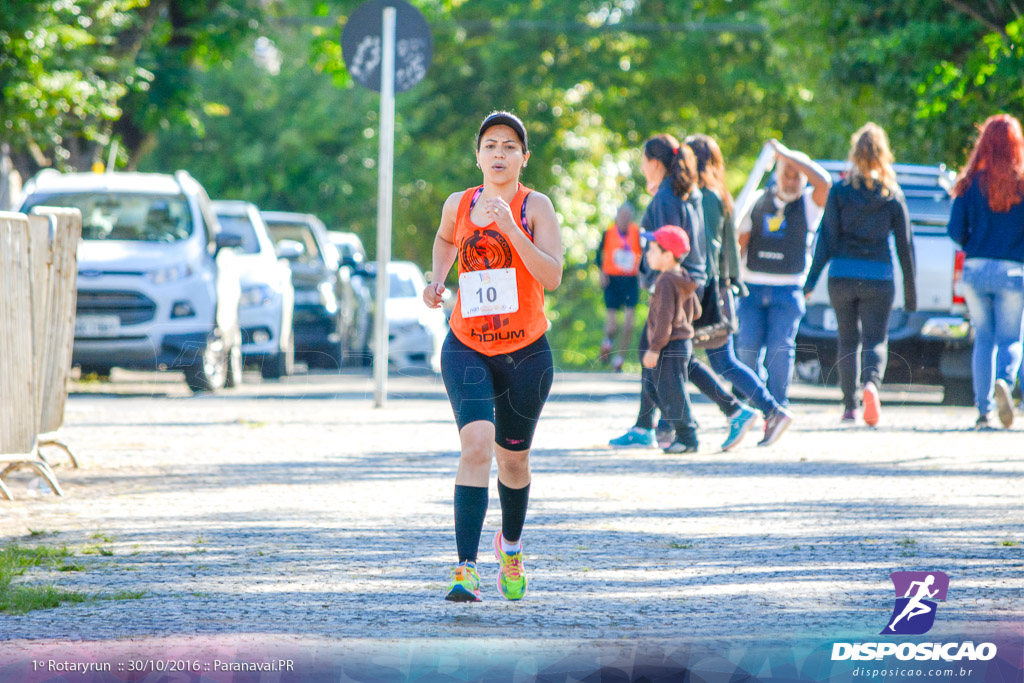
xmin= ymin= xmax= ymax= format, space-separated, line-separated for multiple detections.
xmin=596 ymin=202 xmax=642 ymax=372
xmin=736 ymin=139 xmax=831 ymax=406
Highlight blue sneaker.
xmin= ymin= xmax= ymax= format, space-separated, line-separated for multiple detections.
xmin=609 ymin=427 xmax=656 ymax=447
xmin=721 ymin=405 xmax=757 ymax=452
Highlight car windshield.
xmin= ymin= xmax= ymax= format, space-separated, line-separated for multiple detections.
xmin=389 ymin=271 xmax=419 ymax=298
xmin=265 ymin=221 xmax=324 ymax=265
xmin=216 ymin=214 xmax=261 ymax=254
xmin=24 ymin=192 xmax=192 ymax=242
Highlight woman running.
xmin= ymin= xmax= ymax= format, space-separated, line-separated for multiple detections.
xmin=423 ymin=111 xmax=563 ymax=602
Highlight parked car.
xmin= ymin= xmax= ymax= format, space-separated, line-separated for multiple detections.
xmin=212 ymin=200 xmax=295 ymax=379
xmin=328 ymin=231 xmax=373 ymax=365
xmin=365 ymin=261 xmax=448 ymax=373
xmin=20 ymin=169 xmax=244 ymax=393
xmin=797 ymin=162 xmax=973 ymax=404
xmin=260 ymin=211 xmax=353 ymax=369
xmin=327 ymin=230 xmax=367 ymax=269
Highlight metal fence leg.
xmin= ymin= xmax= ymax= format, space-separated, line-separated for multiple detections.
xmin=0 ymin=477 xmax=10 ymax=501
xmin=0 ymin=460 xmax=64 ymax=497
xmin=38 ymin=436 xmax=78 ymax=469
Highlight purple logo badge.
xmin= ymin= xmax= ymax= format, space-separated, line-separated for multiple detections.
xmin=882 ymin=571 xmax=949 ymax=635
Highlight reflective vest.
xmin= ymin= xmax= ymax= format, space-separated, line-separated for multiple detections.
xmin=601 ymin=222 xmax=642 ymax=276
xmin=747 ymin=188 xmax=810 ymax=275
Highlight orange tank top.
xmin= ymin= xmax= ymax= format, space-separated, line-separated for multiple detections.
xmin=449 ymin=184 xmax=548 ymax=355
xmin=601 ymin=222 xmax=642 ymax=276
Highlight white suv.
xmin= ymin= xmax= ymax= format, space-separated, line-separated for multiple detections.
xmin=213 ymin=200 xmax=295 ymax=379
xmin=20 ymin=170 xmax=244 ymax=393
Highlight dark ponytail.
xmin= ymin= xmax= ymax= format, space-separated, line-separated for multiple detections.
xmin=685 ymin=133 xmax=734 ymax=217
xmin=643 ymin=134 xmax=698 ymax=200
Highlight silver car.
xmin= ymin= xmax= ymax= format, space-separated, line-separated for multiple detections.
xmin=213 ymin=200 xmax=295 ymax=379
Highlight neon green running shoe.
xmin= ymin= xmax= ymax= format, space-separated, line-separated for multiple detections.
xmin=445 ymin=561 xmax=481 ymax=602
xmin=492 ymin=530 xmax=527 ymax=600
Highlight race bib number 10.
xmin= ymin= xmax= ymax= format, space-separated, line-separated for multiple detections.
xmin=459 ymin=268 xmax=519 ymax=318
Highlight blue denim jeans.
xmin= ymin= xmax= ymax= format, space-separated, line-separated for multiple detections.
xmin=699 ymin=335 xmax=781 ymax=418
xmin=735 ymin=283 xmax=806 ymax=406
xmin=962 ymin=258 xmax=1024 ymax=414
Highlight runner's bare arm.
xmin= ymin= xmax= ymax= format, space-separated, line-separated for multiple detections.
xmin=424 ymin=192 xmax=461 ymax=308
xmin=491 ymin=191 xmax=563 ymax=290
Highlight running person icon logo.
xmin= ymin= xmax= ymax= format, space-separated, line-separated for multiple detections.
xmin=882 ymin=571 xmax=950 ymax=635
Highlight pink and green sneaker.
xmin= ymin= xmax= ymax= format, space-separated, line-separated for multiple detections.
xmin=492 ymin=531 xmax=527 ymax=600
xmin=445 ymin=561 xmax=481 ymax=602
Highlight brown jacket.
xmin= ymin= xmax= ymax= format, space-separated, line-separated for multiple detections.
xmin=646 ymin=269 xmax=701 ymax=353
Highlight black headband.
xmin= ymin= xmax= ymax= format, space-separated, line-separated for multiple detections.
xmin=477 ymin=112 xmax=528 ymax=152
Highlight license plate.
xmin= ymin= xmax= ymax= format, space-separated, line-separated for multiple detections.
xmin=822 ymin=308 xmax=838 ymax=332
xmin=75 ymin=315 xmax=121 ymax=338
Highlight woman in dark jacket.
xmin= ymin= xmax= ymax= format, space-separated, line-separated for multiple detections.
xmin=804 ymin=123 xmax=916 ymax=426
xmin=684 ymin=133 xmax=792 ymax=449
xmin=608 ymin=134 xmax=704 ymax=449
xmin=610 ymin=134 xmax=791 ymax=451
xmin=947 ymin=114 xmax=1024 ymax=429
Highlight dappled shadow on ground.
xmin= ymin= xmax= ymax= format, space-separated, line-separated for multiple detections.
xmin=2 ymin=511 xmax=1018 ymax=641
xmin=58 ymin=445 xmax=1024 ymax=495
xmin=5 ymin=442 xmax=1019 ymax=641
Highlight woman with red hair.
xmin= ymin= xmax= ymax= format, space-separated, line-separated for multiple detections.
xmin=948 ymin=114 xmax=1024 ymax=429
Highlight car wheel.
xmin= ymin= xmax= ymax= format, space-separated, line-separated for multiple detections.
xmin=795 ymin=353 xmax=839 ymax=386
xmin=941 ymin=378 xmax=974 ymax=407
xmin=261 ymin=339 xmax=294 ymax=380
xmin=315 ymin=340 xmax=343 ymax=371
xmin=224 ymin=342 xmax=243 ymax=388
xmin=184 ymin=331 xmax=229 ymax=393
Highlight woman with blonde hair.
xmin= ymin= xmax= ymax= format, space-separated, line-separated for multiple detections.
xmin=804 ymin=122 xmax=916 ymax=425
xmin=947 ymin=114 xmax=1024 ymax=429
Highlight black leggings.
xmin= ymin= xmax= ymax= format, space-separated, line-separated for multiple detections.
xmin=828 ymin=277 xmax=895 ymax=410
xmin=440 ymin=331 xmax=554 ymax=451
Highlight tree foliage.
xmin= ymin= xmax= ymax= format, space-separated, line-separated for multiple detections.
xmin=3 ymin=0 xmax=1020 ymax=364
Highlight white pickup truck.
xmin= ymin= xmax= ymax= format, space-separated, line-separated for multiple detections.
xmin=796 ymin=162 xmax=973 ymax=404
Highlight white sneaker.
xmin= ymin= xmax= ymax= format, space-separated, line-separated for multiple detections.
xmin=994 ymin=379 xmax=1014 ymax=428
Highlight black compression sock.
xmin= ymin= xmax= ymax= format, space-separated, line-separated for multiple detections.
xmin=497 ymin=479 xmax=530 ymax=545
xmin=454 ymin=485 xmax=488 ymax=563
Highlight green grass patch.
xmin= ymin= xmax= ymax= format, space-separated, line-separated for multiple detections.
xmin=0 ymin=585 xmax=92 ymax=614
xmin=1 ymin=544 xmax=73 ymax=572
xmin=107 ymin=590 xmax=146 ymax=601
xmin=82 ymin=545 xmax=114 ymax=556
xmin=0 ymin=544 xmax=88 ymax=614
xmin=0 ymin=543 xmax=146 ymax=615
xmin=1002 ymin=540 xmax=1019 ymax=547
xmin=668 ymin=542 xmax=694 ymax=549
xmin=90 ymin=532 xmax=114 ymax=543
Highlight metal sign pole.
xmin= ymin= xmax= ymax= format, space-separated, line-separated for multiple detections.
xmin=373 ymin=6 xmax=396 ymax=408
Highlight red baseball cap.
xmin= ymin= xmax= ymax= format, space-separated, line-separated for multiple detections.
xmin=642 ymin=226 xmax=690 ymax=258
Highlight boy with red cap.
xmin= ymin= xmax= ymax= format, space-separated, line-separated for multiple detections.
xmin=640 ymin=225 xmax=702 ymax=453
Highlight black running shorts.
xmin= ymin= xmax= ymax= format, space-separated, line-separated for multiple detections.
xmin=603 ymin=275 xmax=639 ymax=310
xmin=440 ymin=331 xmax=554 ymax=451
